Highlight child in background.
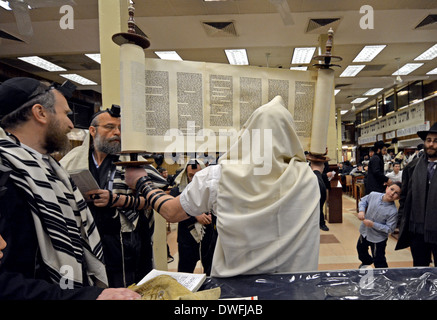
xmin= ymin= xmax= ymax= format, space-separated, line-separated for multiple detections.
xmin=357 ymin=182 xmax=402 ymax=268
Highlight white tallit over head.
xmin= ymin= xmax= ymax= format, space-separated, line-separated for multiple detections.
xmin=174 ymin=158 xmax=206 ymax=192
xmin=213 ymin=96 xmax=320 ymax=277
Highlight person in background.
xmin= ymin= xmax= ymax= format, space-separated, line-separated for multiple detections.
xmin=310 ymin=160 xmax=329 ymax=232
xmin=170 ymin=159 xmax=217 ymax=275
xmin=350 ymin=163 xmax=365 ymax=176
xmin=366 ymin=141 xmax=392 ymax=194
xmin=386 ymin=162 xmax=402 ymax=183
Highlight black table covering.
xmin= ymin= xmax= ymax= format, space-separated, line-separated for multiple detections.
xmin=200 ymin=267 xmax=437 ymax=300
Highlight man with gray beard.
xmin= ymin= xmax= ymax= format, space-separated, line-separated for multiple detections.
xmin=61 ymin=105 xmax=167 ymax=288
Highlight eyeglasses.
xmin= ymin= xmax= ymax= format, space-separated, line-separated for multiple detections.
xmin=94 ymin=124 xmax=121 ymax=131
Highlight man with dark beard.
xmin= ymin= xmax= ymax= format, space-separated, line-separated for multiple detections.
xmin=61 ymin=105 xmax=167 ymax=288
xmin=0 ymin=77 xmax=140 ymax=300
xmin=396 ymin=122 xmax=437 ymax=266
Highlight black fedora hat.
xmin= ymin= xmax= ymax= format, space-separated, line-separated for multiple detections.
xmin=373 ymin=140 xmax=390 ymax=150
xmin=417 ymin=122 xmax=437 ymax=140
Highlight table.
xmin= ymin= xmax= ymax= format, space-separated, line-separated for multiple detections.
xmin=200 ymin=267 xmax=437 ymax=300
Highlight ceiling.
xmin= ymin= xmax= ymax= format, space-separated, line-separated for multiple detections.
xmin=1 ymin=0 xmax=437 ymax=122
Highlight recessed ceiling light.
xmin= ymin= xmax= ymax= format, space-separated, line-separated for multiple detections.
xmin=18 ymin=56 xmax=66 ymax=72
xmin=340 ymin=110 xmax=348 ymax=115
xmin=291 ymin=47 xmax=316 ymax=64
xmin=60 ymin=74 xmax=97 ymax=85
xmin=334 ymin=89 xmax=340 ymax=96
xmin=363 ymin=88 xmax=384 ymax=96
xmin=351 ymin=97 xmax=368 ymax=104
xmin=225 ymin=49 xmax=249 ymax=65
xmin=339 ymin=65 xmax=366 ymax=77
xmin=392 ymin=63 xmax=423 ymax=75
xmin=154 ymin=51 xmax=183 ymax=61
xmin=352 ymin=45 xmax=386 ymax=62
xmin=85 ymin=53 xmax=101 ymax=64
xmin=414 ymin=44 xmax=437 ymax=61
xmin=427 ymin=67 xmax=437 ymax=75
xmin=289 ymin=66 xmax=308 ymax=71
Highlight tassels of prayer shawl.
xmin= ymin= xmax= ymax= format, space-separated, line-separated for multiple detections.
xmin=190 ymin=222 xmax=205 ymax=243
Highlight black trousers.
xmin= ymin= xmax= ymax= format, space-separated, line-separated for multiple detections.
xmin=410 ymin=233 xmax=437 ymax=267
xmin=356 ymin=235 xmax=388 ymax=268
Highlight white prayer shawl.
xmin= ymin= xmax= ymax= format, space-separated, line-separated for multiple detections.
xmin=0 ymin=128 xmax=108 ymax=287
xmin=61 ymin=134 xmax=139 ymax=232
xmin=213 ymin=96 xmax=320 ymax=277
xmin=174 ymin=158 xmax=206 ymax=192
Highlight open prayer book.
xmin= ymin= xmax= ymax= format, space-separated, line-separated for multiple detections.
xmin=137 ymin=269 xmax=206 ymax=292
xmin=68 ymin=169 xmax=100 ymax=195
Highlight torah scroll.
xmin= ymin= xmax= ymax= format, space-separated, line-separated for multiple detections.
xmin=310 ymin=68 xmax=335 ymax=155
xmin=119 ymin=57 xmax=335 ymax=157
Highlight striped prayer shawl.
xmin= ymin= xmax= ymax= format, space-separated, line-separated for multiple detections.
xmin=0 ymin=133 xmax=107 ymax=288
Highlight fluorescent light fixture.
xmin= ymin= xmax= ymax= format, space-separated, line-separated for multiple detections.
xmin=154 ymin=51 xmax=183 ymax=61
xmin=289 ymin=66 xmax=308 ymax=71
xmin=340 ymin=65 xmax=366 ymax=77
xmin=340 ymin=110 xmax=348 ymax=115
xmin=0 ymin=0 xmax=11 ymax=10
xmin=353 ymin=45 xmax=386 ymax=62
xmin=0 ymin=0 xmax=32 ymax=10
xmin=414 ymin=44 xmax=437 ymax=61
xmin=18 ymin=56 xmax=67 ymax=72
xmin=364 ymin=88 xmax=384 ymax=96
xmin=427 ymin=67 xmax=437 ymax=75
xmin=225 ymin=49 xmax=249 ymax=65
xmin=85 ymin=53 xmax=101 ymax=64
xmin=60 ymin=74 xmax=97 ymax=85
xmin=351 ymin=97 xmax=368 ymax=104
xmin=334 ymin=89 xmax=340 ymax=96
xmin=291 ymin=47 xmax=316 ymax=64
xmin=392 ymin=63 xmax=423 ymax=75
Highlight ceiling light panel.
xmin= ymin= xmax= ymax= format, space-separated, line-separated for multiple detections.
xmin=85 ymin=53 xmax=101 ymax=64
xmin=352 ymin=45 xmax=386 ymax=62
xmin=291 ymin=47 xmax=316 ymax=64
xmin=289 ymin=66 xmax=308 ymax=71
xmin=364 ymin=88 xmax=384 ymax=96
xmin=414 ymin=44 xmax=437 ymax=61
xmin=392 ymin=63 xmax=424 ymax=75
xmin=18 ymin=56 xmax=66 ymax=72
xmin=60 ymin=74 xmax=97 ymax=85
xmin=351 ymin=97 xmax=368 ymax=104
xmin=339 ymin=65 xmax=366 ymax=77
xmin=225 ymin=49 xmax=249 ymax=65
xmin=154 ymin=51 xmax=183 ymax=61
xmin=0 ymin=0 xmax=11 ymax=10
xmin=427 ymin=67 xmax=437 ymax=75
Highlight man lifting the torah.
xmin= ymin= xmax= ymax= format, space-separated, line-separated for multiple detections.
xmin=119 ymin=5 xmax=336 ymax=278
